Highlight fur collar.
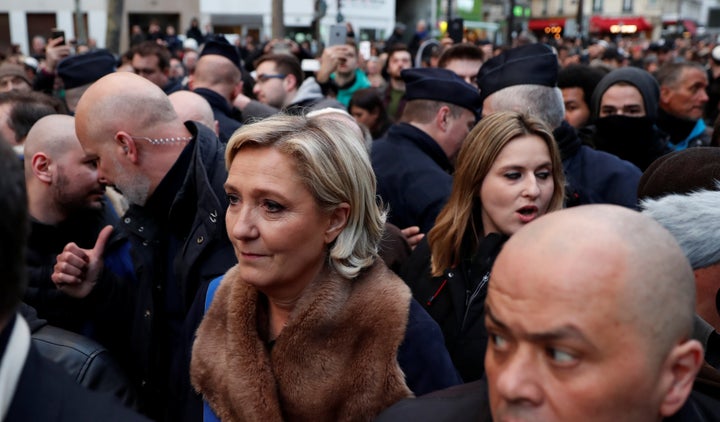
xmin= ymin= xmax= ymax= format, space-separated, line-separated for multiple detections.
xmin=191 ymin=260 xmax=413 ymax=421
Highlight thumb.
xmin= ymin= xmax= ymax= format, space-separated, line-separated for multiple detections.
xmin=92 ymin=225 xmax=114 ymax=256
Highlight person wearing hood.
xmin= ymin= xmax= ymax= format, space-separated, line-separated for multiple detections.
xmin=585 ymin=66 xmax=672 ymax=171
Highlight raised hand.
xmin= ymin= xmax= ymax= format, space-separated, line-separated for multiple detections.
xmin=51 ymin=225 xmax=113 ymax=298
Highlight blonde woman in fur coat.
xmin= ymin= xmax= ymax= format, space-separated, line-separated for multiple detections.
xmin=191 ymin=114 xmax=461 ymax=421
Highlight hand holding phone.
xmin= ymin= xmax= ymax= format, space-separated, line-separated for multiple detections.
xmin=51 ymin=28 xmax=66 ymax=44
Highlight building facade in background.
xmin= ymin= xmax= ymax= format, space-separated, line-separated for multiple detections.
xmin=0 ymin=0 xmax=396 ymax=56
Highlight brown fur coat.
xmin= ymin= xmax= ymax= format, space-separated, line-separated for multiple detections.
xmin=190 ymin=260 xmax=414 ymax=421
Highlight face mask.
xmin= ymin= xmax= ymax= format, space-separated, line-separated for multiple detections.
xmin=594 ymin=115 xmax=665 ymax=169
xmin=594 ymin=115 xmax=655 ymax=152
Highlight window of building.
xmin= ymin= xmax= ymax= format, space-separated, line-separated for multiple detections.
xmin=593 ymin=0 xmax=603 ymax=12
xmin=26 ymin=13 xmax=57 ymax=56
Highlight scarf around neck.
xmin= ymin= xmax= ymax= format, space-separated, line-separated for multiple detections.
xmin=191 ymin=260 xmax=413 ymax=421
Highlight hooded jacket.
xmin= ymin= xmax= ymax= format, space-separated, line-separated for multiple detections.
xmin=587 ymin=67 xmax=672 ymax=170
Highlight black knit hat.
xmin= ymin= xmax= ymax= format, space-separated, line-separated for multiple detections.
xmin=477 ymin=43 xmax=558 ymax=103
xmin=402 ymin=67 xmax=482 ymax=119
xmin=638 ymin=147 xmax=720 ymax=200
xmin=200 ymin=37 xmax=242 ymax=70
xmin=57 ymin=50 xmax=116 ymax=89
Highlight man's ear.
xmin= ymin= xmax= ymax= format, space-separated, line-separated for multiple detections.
xmin=659 ymin=86 xmax=672 ymax=107
xmin=187 ymin=74 xmax=195 ymax=90
xmin=284 ymin=73 xmax=298 ymax=92
xmin=658 ymin=339 xmax=704 ymax=417
xmin=115 ymin=131 xmax=140 ymax=164
xmin=31 ymin=152 xmax=52 ymax=183
xmin=324 ymin=202 xmax=351 ymax=244
xmin=436 ymin=106 xmax=450 ymax=131
xmin=231 ymin=81 xmax=244 ymax=100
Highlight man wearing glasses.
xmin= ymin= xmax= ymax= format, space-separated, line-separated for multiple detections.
xmin=237 ymin=53 xmax=343 ymax=120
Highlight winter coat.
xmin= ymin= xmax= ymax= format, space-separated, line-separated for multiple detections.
xmin=100 ymin=122 xmax=237 ymax=421
xmin=191 ymin=260 xmax=461 ymax=421
xmin=402 ymin=234 xmax=507 ymax=382
xmin=372 ymin=123 xmax=453 ymax=233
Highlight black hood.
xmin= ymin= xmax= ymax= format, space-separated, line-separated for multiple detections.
xmin=590 ymin=67 xmax=660 ymax=122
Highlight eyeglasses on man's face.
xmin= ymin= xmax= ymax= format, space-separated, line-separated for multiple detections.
xmin=255 ymin=74 xmax=286 ymax=83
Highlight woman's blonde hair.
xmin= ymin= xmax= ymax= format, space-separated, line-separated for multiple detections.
xmin=428 ymin=111 xmax=565 ymax=276
xmin=225 ymin=114 xmax=386 ymax=279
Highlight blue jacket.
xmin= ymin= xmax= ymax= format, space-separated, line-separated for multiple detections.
xmin=372 ymin=123 xmax=454 ymax=233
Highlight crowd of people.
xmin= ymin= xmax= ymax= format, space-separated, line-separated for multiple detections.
xmin=2 ymin=17 xmax=720 ymax=421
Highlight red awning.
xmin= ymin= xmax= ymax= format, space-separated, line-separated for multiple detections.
xmin=590 ymin=16 xmax=652 ymax=33
xmin=528 ymin=18 xmax=566 ymax=31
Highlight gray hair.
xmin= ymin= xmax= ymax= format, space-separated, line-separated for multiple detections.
xmin=485 ymin=85 xmax=565 ymax=129
xmin=641 ymin=184 xmax=720 ymax=269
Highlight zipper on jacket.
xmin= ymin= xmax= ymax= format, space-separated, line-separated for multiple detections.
xmin=461 ymin=272 xmax=490 ymax=330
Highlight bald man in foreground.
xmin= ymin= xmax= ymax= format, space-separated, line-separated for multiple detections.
xmin=50 ymin=72 xmax=236 ymax=421
xmin=377 ymin=205 xmax=720 ymax=421
xmin=23 ymin=114 xmax=119 ymax=332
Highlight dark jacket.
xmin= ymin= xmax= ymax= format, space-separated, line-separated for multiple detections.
xmin=375 ymin=378 xmax=720 ymax=422
xmin=193 ymin=87 xmax=243 ymax=143
xmin=21 ymin=303 xmax=138 ymax=409
xmin=402 ymin=234 xmax=507 ymax=382
xmin=101 ymin=122 xmax=237 ymax=421
xmin=4 ymin=315 xmax=150 ymax=422
xmin=375 ymin=378 xmax=491 ymax=422
xmin=24 ymin=198 xmax=119 ymax=334
xmin=163 ymin=78 xmax=183 ymax=95
xmin=554 ymin=121 xmax=642 ymax=208
xmin=372 ymin=123 xmax=453 ymax=233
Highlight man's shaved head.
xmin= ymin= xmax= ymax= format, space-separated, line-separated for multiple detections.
xmin=24 ymin=114 xmax=106 ymax=223
xmin=24 ymin=114 xmax=78 ymax=166
xmin=497 ymin=204 xmax=694 ymax=350
xmin=485 ymin=204 xmax=701 ymax=422
xmin=169 ymin=90 xmax=216 ymax=133
xmin=191 ymin=54 xmax=242 ymax=99
xmin=75 ymin=72 xmax=178 ymax=149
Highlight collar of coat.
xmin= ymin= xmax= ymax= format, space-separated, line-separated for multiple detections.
xmin=191 ymin=260 xmax=414 ymax=421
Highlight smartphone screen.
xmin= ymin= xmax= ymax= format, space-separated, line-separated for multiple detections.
xmin=448 ymin=18 xmax=464 ymax=44
xmin=359 ymin=41 xmax=371 ymax=60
